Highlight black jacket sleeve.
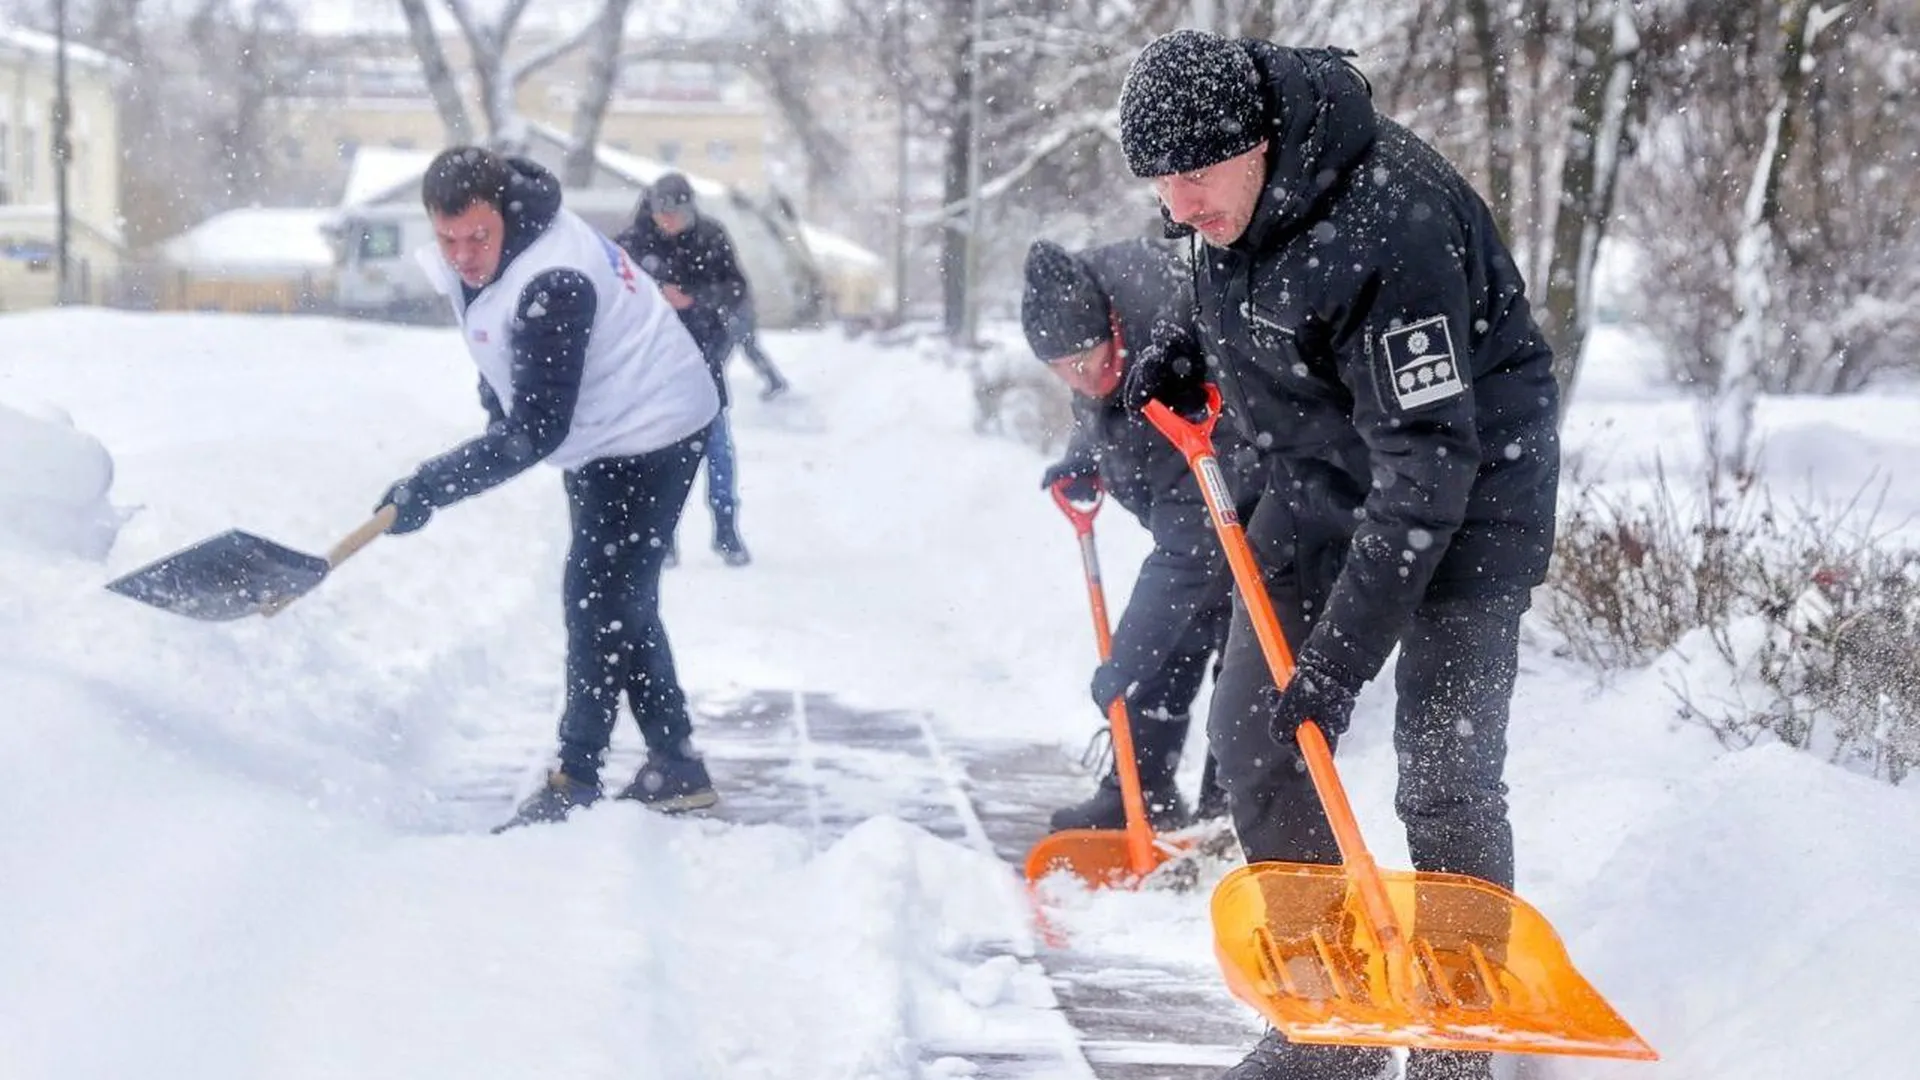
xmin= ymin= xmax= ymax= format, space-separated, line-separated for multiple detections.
xmin=1104 ymin=487 xmax=1230 ymax=689
xmin=1306 ymin=223 xmax=1482 ymax=682
xmin=411 ymin=269 xmax=597 ymax=508
xmin=685 ymin=224 xmax=748 ymax=319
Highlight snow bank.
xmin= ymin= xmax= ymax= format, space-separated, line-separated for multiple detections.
xmin=0 ymin=399 xmax=121 ymax=558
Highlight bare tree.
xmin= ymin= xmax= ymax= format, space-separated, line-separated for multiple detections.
xmin=392 ymin=0 xmax=626 ymax=156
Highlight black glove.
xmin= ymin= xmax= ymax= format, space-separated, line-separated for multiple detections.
xmin=1089 ymin=662 xmax=1133 ymax=711
xmin=1267 ymin=649 xmax=1364 ymax=742
xmin=1121 ymin=321 xmax=1210 ymax=417
xmin=375 ymin=477 xmax=435 ymax=536
xmin=1041 ymin=457 xmax=1101 ymax=502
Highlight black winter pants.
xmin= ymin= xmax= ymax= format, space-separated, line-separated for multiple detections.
xmin=1207 ymin=494 xmax=1528 ymax=1080
xmin=1121 ymin=604 xmax=1228 ymax=788
xmin=555 ymin=433 xmax=704 ymax=783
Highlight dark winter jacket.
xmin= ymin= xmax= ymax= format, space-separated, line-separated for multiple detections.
xmin=1057 ymin=240 xmax=1266 ymax=695
xmin=1187 ymin=42 xmax=1561 ymax=682
xmin=416 ymin=157 xmax=597 ymax=505
xmin=614 ymin=199 xmax=749 ymax=404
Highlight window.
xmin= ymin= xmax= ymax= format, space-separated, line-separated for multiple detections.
xmin=357 ymin=223 xmax=402 ymax=260
xmin=657 ymin=139 xmax=681 ymax=164
xmin=23 ymin=125 xmax=36 ymax=195
xmin=707 ymin=139 xmax=734 ymax=164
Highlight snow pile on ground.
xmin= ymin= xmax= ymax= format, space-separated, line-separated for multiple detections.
xmin=0 ymin=307 xmax=1915 ymax=1079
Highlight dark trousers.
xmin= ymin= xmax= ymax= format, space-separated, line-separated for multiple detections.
xmin=1121 ymin=604 xmax=1228 ymax=788
xmin=556 ymin=433 xmax=704 ymax=782
xmin=737 ymin=330 xmax=787 ymax=389
xmin=1207 ymin=494 xmax=1526 ymax=1080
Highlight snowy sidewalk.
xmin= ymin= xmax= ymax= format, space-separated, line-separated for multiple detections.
xmin=433 ymin=689 xmax=1259 ymax=1079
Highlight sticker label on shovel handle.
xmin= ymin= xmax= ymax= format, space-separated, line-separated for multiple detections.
xmin=1197 ymin=457 xmax=1239 ymax=527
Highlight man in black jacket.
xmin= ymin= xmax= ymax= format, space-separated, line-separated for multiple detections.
xmin=615 ymin=172 xmax=754 ymax=566
xmin=1117 ymin=31 xmax=1561 ymax=1080
xmin=1023 ymin=237 xmax=1248 ymax=832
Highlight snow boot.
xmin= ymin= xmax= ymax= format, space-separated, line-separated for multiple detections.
xmin=492 ymin=770 xmax=601 ymax=834
xmin=1048 ymin=775 xmax=1188 ymax=833
xmin=760 ymin=374 xmax=790 ymax=401
xmin=1218 ymin=1029 xmax=1392 ymax=1080
xmin=1406 ymin=1050 xmax=1493 ymax=1080
xmin=1194 ymin=753 xmax=1229 ymax=822
xmin=615 ymin=750 xmax=719 ymax=813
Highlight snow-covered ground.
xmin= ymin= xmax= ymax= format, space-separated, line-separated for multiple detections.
xmin=1 ymin=308 xmax=1915 ymax=1079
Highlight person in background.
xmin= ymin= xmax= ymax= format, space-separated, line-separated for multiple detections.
xmin=377 ymin=147 xmax=724 ymax=832
xmin=1117 ymin=30 xmax=1562 ymax=1080
xmin=615 ymin=172 xmax=756 ymax=567
xmin=1023 ymin=236 xmax=1254 ymax=833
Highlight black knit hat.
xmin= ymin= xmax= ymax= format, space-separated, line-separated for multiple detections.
xmin=1119 ymin=30 xmax=1268 ymax=178
xmin=1021 ymin=241 xmax=1111 ymax=362
xmin=651 ymin=172 xmax=695 ymax=212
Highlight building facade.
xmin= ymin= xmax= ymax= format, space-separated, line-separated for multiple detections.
xmin=0 ymin=24 xmax=122 ymax=310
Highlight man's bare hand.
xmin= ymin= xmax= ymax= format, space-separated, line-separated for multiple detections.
xmin=660 ymin=283 xmax=694 ymax=310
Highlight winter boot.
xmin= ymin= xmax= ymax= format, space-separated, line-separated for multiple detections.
xmin=1194 ymin=753 xmax=1230 ymax=822
xmin=1219 ymin=1029 xmax=1392 ymax=1080
xmin=1048 ymin=775 xmax=1189 ymax=833
xmin=760 ymin=374 xmax=790 ymax=401
xmin=492 ymin=770 xmax=601 ymax=834
xmin=615 ymin=750 xmax=719 ymax=813
xmin=1405 ymin=1050 xmax=1493 ymax=1080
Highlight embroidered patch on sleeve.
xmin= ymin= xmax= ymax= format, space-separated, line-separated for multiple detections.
xmin=1379 ymin=314 xmax=1464 ymax=410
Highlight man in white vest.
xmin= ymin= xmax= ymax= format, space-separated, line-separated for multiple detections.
xmin=374 ymin=146 xmax=723 ymax=832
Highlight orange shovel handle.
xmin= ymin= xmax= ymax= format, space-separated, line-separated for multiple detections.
xmin=1143 ymin=390 xmax=1406 ymax=953
xmin=1050 ymin=478 xmax=1159 ymax=877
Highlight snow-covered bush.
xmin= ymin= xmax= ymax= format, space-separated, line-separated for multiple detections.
xmin=1547 ymin=458 xmax=1920 ymax=784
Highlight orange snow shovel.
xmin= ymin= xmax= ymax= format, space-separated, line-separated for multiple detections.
xmin=1022 ymin=477 xmax=1179 ymax=887
xmin=1144 ymin=389 xmax=1656 ymax=1062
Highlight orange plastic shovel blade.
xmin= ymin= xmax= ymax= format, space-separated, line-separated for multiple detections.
xmin=1211 ymin=862 xmax=1657 ymax=1061
xmin=1024 ymin=828 xmax=1182 ymax=888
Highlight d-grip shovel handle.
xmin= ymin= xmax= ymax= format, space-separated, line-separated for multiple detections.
xmin=1143 ymin=389 xmax=1407 ymax=957
xmin=260 ymin=505 xmax=398 ymax=619
xmin=1049 ymin=477 xmax=1158 ymax=877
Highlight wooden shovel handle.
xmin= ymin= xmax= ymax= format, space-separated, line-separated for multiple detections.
xmin=259 ymin=505 xmax=398 ymax=619
xmin=329 ymin=504 xmax=399 ymax=568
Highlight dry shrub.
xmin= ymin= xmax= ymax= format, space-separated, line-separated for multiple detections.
xmin=1547 ymin=456 xmax=1919 ymax=784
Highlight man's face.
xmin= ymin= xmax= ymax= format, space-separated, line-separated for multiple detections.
xmin=1047 ymin=339 xmax=1123 ymax=399
xmin=1152 ymin=140 xmax=1269 ymax=247
xmin=652 ymin=208 xmax=692 ymax=236
xmin=431 ymin=201 xmax=506 ymax=288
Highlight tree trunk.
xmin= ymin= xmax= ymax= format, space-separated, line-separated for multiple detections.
xmin=1544 ymin=0 xmax=1641 ymax=417
xmin=1710 ymin=0 xmax=1826 ymax=468
xmin=1461 ymin=0 xmax=1515 ymax=241
xmin=394 ymin=0 xmax=473 ymax=145
xmin=941 ymin=6 xmax=974 ymax=341
xmin=562 ymin=0 xmax=634 ymax=186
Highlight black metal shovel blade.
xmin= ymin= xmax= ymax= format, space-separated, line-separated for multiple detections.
xmin=105 ymin=530 xmax=332 ymax=622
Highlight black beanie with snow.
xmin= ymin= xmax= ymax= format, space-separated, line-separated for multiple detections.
xmin=1021 ymin=240 xmax=1111 ymax=362
xmin=1118 ymin=30 xmax=1267 ymax=178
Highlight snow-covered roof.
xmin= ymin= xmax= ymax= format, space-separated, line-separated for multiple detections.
xmin=340 ymin=146 xmax=438 ymax=209
xmin=159 ymin=209 xmax=338 ymax=274
xmin=0 ymin=21 xmax=124 ymax=73
xmin=799 ymin=225 xmax=884 ymax=273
